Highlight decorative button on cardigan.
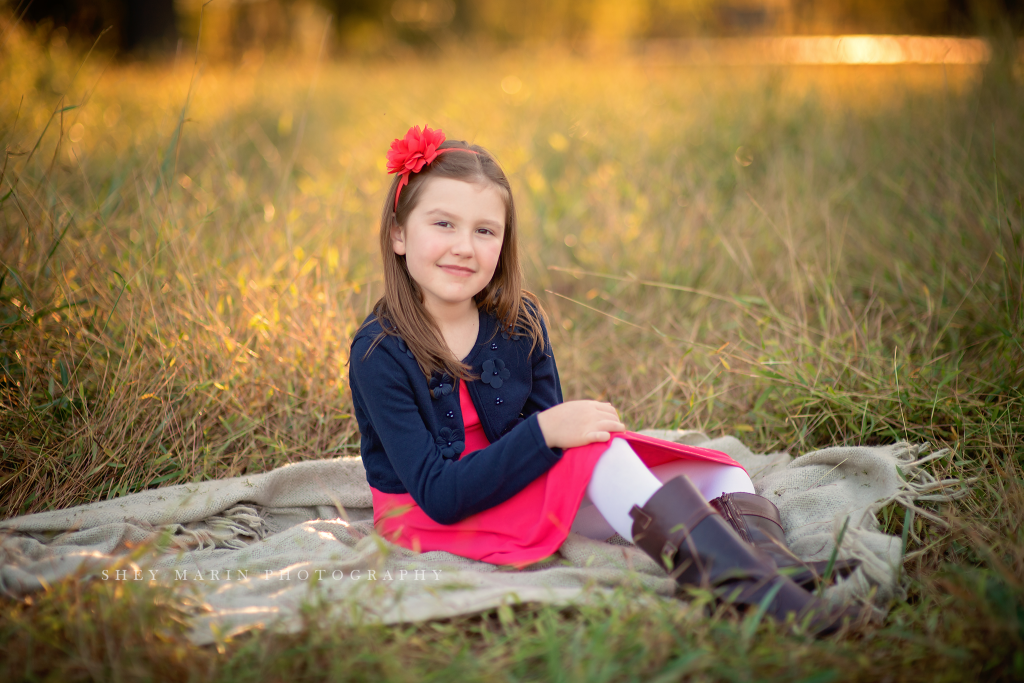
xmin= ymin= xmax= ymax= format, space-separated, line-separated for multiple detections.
xmin=349 ymin=307 xmax=564 ymax=525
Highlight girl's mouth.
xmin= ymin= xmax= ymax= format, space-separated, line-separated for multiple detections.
xmin=439 ymin=265 xmax=475 ymax=275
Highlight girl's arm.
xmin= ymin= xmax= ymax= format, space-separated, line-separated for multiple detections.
xmin=350 ymin=335 xmax=563 ymax=526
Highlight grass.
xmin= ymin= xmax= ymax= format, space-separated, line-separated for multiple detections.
xmin=1 ymin=16 xmax=1023 ymax=682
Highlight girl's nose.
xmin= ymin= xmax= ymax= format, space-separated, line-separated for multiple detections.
xmin=450 ymin=229 xmax=473 ymax=256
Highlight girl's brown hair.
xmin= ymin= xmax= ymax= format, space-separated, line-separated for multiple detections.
xmin=369 ymin=138 xmax=546 ymax=379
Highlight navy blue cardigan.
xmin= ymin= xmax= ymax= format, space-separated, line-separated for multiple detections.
xmin=348 ymin=307 xmax=565 ymax=525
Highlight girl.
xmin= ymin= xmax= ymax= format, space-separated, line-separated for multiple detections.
xmin=349 ymin=125 xmax=854 ymax=634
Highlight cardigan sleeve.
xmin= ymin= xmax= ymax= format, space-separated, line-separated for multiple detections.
xmin=350 ymin=335 xmax=564 ymax=525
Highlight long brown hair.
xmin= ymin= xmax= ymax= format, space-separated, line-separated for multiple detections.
xmin=368 ymin=138 xmax=546 ymax=379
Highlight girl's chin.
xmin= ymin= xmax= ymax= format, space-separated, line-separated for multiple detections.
xmin=425 ymin=292 xmax=483 ymax=309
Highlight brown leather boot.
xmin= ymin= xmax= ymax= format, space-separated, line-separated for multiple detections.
xmin=710 ymin=492 xmax=861 ymax=590
xmin=629 ymin=476 xmax=853 ymax=636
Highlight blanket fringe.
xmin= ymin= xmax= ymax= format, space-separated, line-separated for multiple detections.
xmin=813 ymin=443 xmax=971 ymax=607
xmin=884 ymin=443 xmax=970 ymax=535
xmin=161 ymin=505 xmax=270 ymax=551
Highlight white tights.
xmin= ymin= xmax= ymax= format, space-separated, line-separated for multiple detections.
xmin=569 ymin=437 xmax=756 ymax=541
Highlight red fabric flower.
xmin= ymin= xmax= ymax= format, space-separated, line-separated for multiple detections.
xmin=387 ymin=125 xmax=447 ymax=209
xmin=387 ymin=125 xmax=446 ymax=175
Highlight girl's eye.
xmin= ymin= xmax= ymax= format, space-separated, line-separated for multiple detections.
xmin=435 ymin=221 xmax=453 ymax=229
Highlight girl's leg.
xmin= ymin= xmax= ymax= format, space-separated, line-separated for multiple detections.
xmin=567 ymin=503 xmax=618 ymax=540
xmin=569 ymin=439 xmax=755 ymax=541
xmin=569 ymin=438 xmax=854 ymax=634
xmin=647 ymin=460 xmax=755 ymax=501
xmin=570 ymin=437 xmax=662 ymax=541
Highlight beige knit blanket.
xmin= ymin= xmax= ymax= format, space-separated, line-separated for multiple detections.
xmin=0 ymin=431 xmax=966 ymax=644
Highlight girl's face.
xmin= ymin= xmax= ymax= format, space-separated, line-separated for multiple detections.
xmin=392 ymin=176 xmax=506 ymax=316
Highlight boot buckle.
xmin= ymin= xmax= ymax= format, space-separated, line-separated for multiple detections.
xmin=629 ymin=505 xmax=652 ymax=530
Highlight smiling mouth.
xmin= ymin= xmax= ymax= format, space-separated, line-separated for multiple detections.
xmin=438 ymin=265 xmax=475 ymax=275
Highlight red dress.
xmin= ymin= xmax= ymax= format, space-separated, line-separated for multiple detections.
xmin=369 ymin=382 xmax=744 ymax=569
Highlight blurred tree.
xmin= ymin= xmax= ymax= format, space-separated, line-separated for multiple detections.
xmin=316 ymin=0 xmax=389 ymax=24
xmin=122 ymin=0 xmax=177 ymax=51
xmin=8 ymin=0 xmax=1023 ymax=59
xmin=789 ymin=0 xmax=1023 ymax=34
xmin=19 ymin=0 xmax=177 ymax=54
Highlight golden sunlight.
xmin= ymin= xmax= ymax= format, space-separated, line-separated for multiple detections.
xmin=646 ymin=35 xmax=994 ymax=65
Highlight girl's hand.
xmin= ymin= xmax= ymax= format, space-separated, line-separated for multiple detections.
xmin=536 ymin=400 xmax=626 ymax=449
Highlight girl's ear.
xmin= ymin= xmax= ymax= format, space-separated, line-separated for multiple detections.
xmin=391 ymin=223 xmax=407 ymax=256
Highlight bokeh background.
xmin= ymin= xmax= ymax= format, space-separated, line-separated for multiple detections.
xmin=12 ymin=0 xmax=1024 ymax=60
xmin=12 ymin=0 xmax=1024 ymax=58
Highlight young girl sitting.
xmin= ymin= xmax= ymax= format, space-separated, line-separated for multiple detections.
xmin=349 ymin=125 xmax=854 ymax=634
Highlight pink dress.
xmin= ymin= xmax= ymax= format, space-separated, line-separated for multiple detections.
xmin=369 ymin=382 xmax=744 ymax=569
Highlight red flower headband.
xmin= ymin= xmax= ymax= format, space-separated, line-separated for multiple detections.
xmin=386 ymin=125 xmax=478 ymax=212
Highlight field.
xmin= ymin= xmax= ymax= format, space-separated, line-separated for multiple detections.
xmin=1 ymin=19 xmax=1023 ymax=682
